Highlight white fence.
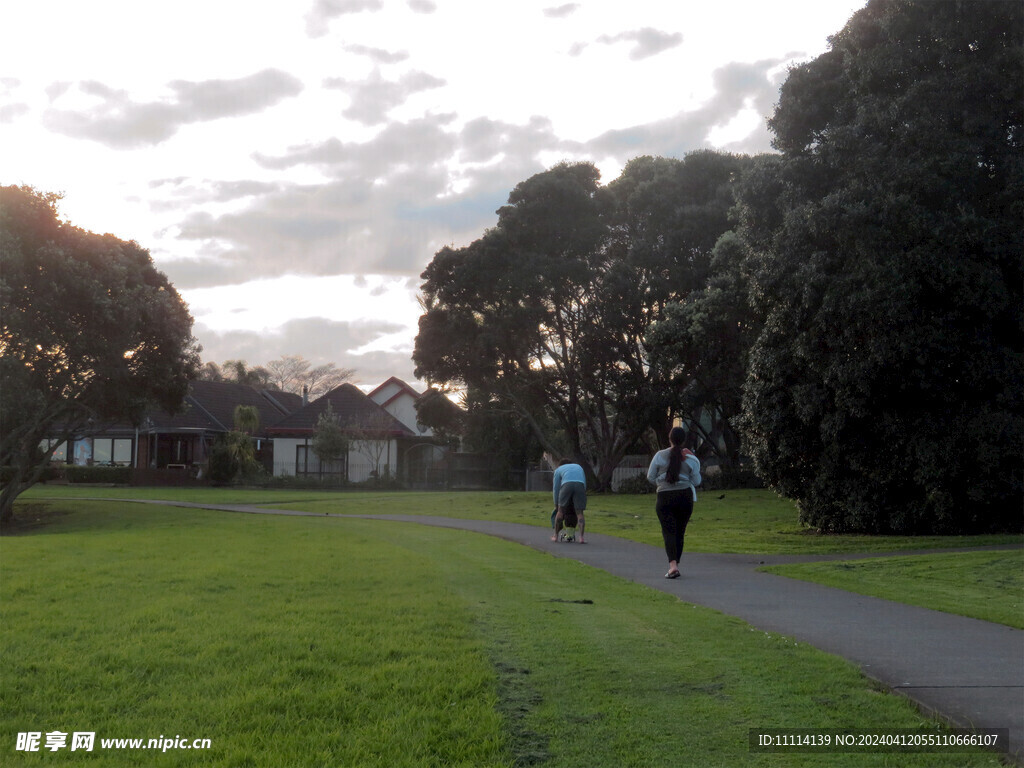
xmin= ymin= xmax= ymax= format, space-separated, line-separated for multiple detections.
xmin=525 ymin=465 xmax=650 ymax=492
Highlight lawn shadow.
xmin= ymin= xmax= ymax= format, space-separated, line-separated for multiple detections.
xmin=0 ymin=502 xmax=75 ymax=536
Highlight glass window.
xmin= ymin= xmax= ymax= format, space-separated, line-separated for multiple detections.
xmin=113 ymin=439 xmax=132 ymax=465
xmin=296 ymin=445 xmax=344 ymax=477
xmin=42 ymin=440 xmax=67 ymax=462
xmin=93 ymin=439 xmax=113 ymax=464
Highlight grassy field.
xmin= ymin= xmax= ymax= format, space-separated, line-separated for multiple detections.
xmin=762 ymin=550 xmax=1024 ymax=629
xmin=23 ymin=485 xmax=1023 ymax=554
xmin=1 ymin=498 xmax=1005 ymax=767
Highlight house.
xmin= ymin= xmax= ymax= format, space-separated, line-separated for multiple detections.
xmin=267 ymin=383 xmax=416 ymax=482
xmin=368 ymin=377 xmax=431 ymax=436
xmin=42 ymin=377 xmax=471 ymax=487
xmin=135 ymin=380 xmax=300 ymax=473
xmin=43 ymin=380 xmax=300 ymax=477
xmin=367 ymin=377 xmax=469 ymax=488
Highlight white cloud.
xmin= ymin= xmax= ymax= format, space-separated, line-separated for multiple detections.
xmin=43 ymin=70 xmax=303 ymax=149
xmin=0 ymin=0 xmax=869 ymax=383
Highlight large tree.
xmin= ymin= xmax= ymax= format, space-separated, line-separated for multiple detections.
xmin=416 ymin=162 xmax=610 ymax=479
xmin=415 ymin=154 xmax=744 ymax=488
xmin=613 ymin=151 xmax=754 ymax=466
xmin=737 ymin=0 xmax=1023 ymax=533
xmin=0 ymin=186 xmax=200 ymax=525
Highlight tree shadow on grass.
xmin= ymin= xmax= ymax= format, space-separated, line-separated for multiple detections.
xmin=2 ymin=499 xmax=203 ymax=537
xmin=0 ymin=502 xmax=75 ymax=536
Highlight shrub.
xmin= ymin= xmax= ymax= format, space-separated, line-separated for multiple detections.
xmin=65 ymin=465 xmax=132 ymax=485
xmin=700 ymin=467 xmax=764 ymax=491
xmin=616 ymin=473 xmax=653 ymax=494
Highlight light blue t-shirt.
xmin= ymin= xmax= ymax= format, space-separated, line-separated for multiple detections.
xmin=552 ymin=463 xmax=586 ymax=505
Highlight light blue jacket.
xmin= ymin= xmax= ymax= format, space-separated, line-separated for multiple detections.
xmin=552 ymin=463 xmax=586 ymax=505
xmin=647 ymin=449 xmax=701 ymax=500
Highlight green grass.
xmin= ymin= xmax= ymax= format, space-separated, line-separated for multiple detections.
xmin=25 ymin=486 xmax=1019 ymax=555
xmin=1 ymin=499 xmax=1004 ymax=767
xmin=762 ymin=550 xmax=1024 ymax=629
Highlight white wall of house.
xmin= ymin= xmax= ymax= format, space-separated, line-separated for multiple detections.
xmin=273 ymin=436 xmax=398 ymax=481
xmin=370 ymin=385 xmax=432 ymax=437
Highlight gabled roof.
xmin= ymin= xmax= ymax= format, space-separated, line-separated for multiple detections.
xmin=267 ymin=383 xmax=414 ymax=437
xmin=144 ymin=380 xmax=295 ymax=435
xmin=368 ymin=376 xmax=423 ymax=409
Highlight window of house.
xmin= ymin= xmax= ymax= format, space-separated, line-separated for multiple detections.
xmin=90 ymin=438 xmax=134 ymax=466
xmin=296 ymin=445 xmax=345 ymax=478
xmin=39 ymin=439 xmax=67 ymax=462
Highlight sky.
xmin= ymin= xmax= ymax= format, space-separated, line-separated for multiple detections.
xmin=1 ymin=0 xmax=866 ymax=391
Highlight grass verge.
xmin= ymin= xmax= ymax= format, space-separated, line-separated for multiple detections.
xmin=23 ymin=486 xmax=1020 ymax=555
xmin=2 ymin=500 xmax=1007 ymax=767
xmin=761 ymin=550 xmax=1024 ymax=629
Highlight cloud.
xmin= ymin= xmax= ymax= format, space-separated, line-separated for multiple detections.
xmin=0 ymin=103 xmax=29 ymax=123
xmin=305 ymin=0 xmax=384 ymax=37
xmin=543 ymin=3 xmax=579 ymax=18
xmin=594 ymin=27 xmax=683 ymax=60
xmin=193 ymin=316 xmax=418 ymax=383
xmin=43 ymin=69 xmax=303 ymax=149
xmin=586 ymin=58 xmax=784 ymax=157
xmin=155 ymin=56 xmax=781 ymax=291
xmin=163 ymin=113 xmax=573 ymax=288
xmin=406 ymin=0 xmax=436 ymax=12
xmin=344 ymin=44 xmax=409 ymax=65
xmin=324 ymin=70 xmax=446 ymax=125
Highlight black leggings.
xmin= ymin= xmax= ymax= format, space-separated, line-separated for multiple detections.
xmin=656 ymin=490 xmax=694 ymax=563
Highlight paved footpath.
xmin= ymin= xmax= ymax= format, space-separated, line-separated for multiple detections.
xmin=121 ymin=501 xmax=1024 ymax=761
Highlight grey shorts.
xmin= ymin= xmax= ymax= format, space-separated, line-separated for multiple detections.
xmin=557 ymin=481 xmax=587 ymax=512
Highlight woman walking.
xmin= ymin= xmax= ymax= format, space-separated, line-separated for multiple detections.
xmin=647 ymin=427 xmax=702 ymax=578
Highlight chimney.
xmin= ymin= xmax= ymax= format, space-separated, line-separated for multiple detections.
xmin=302 ymin=385 xmax=309 ymax=406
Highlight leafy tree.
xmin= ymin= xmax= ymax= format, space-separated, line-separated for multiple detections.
xmin=0 ymin=186 xmax=199 ymax=525
xmin=220 ymin=359 xmax=272 ymax=388
xmin=196 ymin=361 xmax=225 ymax=381
xmin=311 ymin=402 xmax=347 ymax=472
xmin=207 ymin=404 xmax=262 ymax=484
xmin=413 ymin=388 xmax=465 ymax=448
xmin=737 ymin=0 xmax=1023 ymax=533
xmin=647 ymin=228 xmax=761 ymax=469
xmin=416 ymin=162 xmax=610 ymax=481
xmin=415 ymin=156 xmax=743 ymax=488
xmin=233 ymin=405 xmax=260 ymax=435
xmin=608 ymin=151 xmax=752 ymax=461
xmin=459 ymin=386 xmax=547 ymax=478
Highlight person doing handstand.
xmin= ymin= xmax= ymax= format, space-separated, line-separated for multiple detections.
xmin=551 ymin=459 xmax=587 ymax=544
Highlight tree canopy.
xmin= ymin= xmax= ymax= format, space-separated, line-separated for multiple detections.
xmin=736 ymin=0 xmax=1023 ymax=533
xmin=0 ymin=185 xmax=200 ymax=524
xmin=414 ymin=154 xmax=745 ymax=487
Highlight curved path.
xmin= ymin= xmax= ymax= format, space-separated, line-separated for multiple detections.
xmin=115 ymin=500 xmax=1024 ymax=761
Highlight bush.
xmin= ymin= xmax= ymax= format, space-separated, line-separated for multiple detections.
xmin=0 ymin=464 xmax=64 ymax=485
xmin=700 ymin=467 xmax=764 ymax=491
xmin=616 ymin=473 xmax=653 ymax=494
xmin=65 ymin=465 xmax=132 ymax=485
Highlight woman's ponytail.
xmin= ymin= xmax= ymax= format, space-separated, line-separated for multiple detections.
xmin=665 ymin=426 xmax=687 ymax=483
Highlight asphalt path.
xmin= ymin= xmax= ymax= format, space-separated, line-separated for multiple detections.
xmin=83 ymin=500 xmax=1024 ymax=762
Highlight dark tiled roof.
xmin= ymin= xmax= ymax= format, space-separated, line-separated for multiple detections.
xmin=268 ymin=383 xmax=413 ymax=437
xmin=145 ymin=380 xmax=295 ymax=435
